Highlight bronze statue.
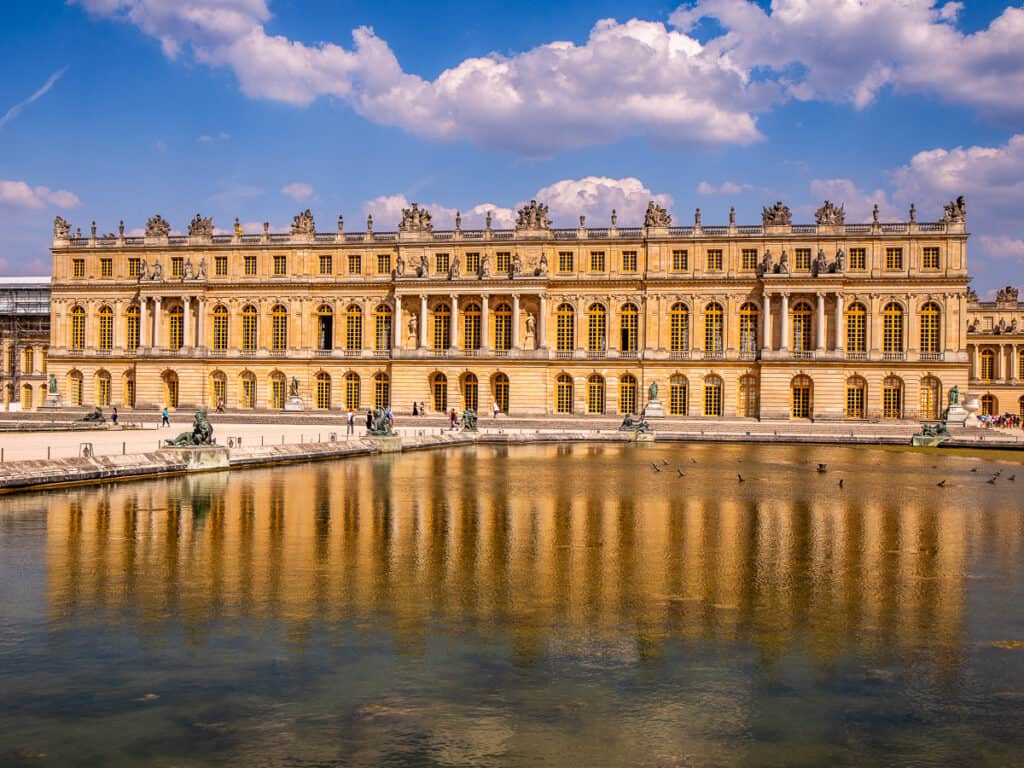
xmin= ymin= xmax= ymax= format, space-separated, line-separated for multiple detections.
xmin=289 ymin=377 xmax=300 ymax=398
xmin=618 ymin=414 xmax=650 ymax=433
xmin=164 ymin=410 xmax=214 ymax=446
xmin=461 ymin=408 xmax=478 ymax=432
xmin=367 ymin=408 xmax=394 ymax=436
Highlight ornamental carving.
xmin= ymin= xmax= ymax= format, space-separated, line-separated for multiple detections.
xmin=53 ymin=216 xmax=70 ymax=239
xmin=291 ymin=209 xmax=315 ymax=236
xmin=643 ymin=201 xmax=671 ymax=228
xmin=814 ymin=200 xmax=845 ymax=225
xmin=943 ymin=195 xmax=966 ymax=224
xmin=188 ymin=213 xmax=213 ymax=237
xmin=145 ymin=214 xmax=171 ymax=237
xmin=516 ymin=200 xmax=551 ymax=230
xmin=762 ymin=201 xmax=792 ymax=226
xmin=996 ymin=285 xmax=1019 ymax=303
xmin=399 ymin=203 xmax=433 ymax=234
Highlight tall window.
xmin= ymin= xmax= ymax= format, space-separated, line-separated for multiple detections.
xmin=124 ymin=372 xmax=135 ymax=408
xmin=433 ymin=303 xmax=451 ymax=351
xmin=241 ymin=305 xmax=257 ymax=351
xmin=377 ymin=253 xmax=391 ymax=274
xmin=241 ymin=372 xmax=257 ymax=409
xmin=346 ymin=305 xmax=363 ymax=351
xmin=171 ymin=257 xmax=184 ymax=278
xmin=739 ymin=303 xmax=758 ymax=355
xmin=672 ymin=250 xmax=688 ymax=271
xmin=374 ymin=304 xmax=392 ymax=351
xmin=271 ymin=373 xmax=286 ymax=410
xmin=72 ymin=259 xmax=85 ymax=278
xmin=163 ymin=371 xmax=179 ymax=408
xmin=619 ymin=374 xmax=637 ymax=414
xmin=374 ymin=373 xmax=390 ymax=409
xmin=273 ymin=255 xmax=287 ymax=276
xmin=68 ymin=371 xmax=83 ymax=406
xmin=464 ymin=253 xmax=479 ymax=274
xmin=496 ymin=252 xmax=510 ymax=273
xmin=495 ymin=303 xmax=512 ymax=351
xmin=738 ymin=374 xmax=758 ymax=418
xmin=622 ymin=251 xmax=637 ymax=272
xmin=21 ymin=347 xmax=32 ymax=373
xmin=348 ymin=254 xmax=362 ymax=275
xmin=463 ymin=303 xmax=481 ymax=351
xmin=791 ymin=375 xmax=812 ymax=418
xmin=587 ymin=303 xmax=606 ymax=352
xmin=98 ymin=306 xmax=113 ymax=350
xmin=846 ymin=302 xmax=866 ymax=353
xmin=590 ymin=251 xmax=605 ymax=272
xmin=619 ymin=303 xmax=638 ymax=352
xmin=919 ymin=302 xmax=941 ymax=354
xmin=432 ymin=373 xmax=448 ymax=412
xmin=212 ymin=305 xmax=228 ymax=350
xmin=587 ymin=375 xmax=605 ymax=414
xmin=319 ymin=254 xmax=332 ymax=275
xmin=703 ymin=303 xmax=723 ymax=354
xmin=795 ymin=248 xmax=811 ymax=271
xmin=494 ymin=373 xmax=509 ymax=414
xmin=1019 ymin=348 xmax=1024 ymax=380
xmin=849 ymin=247 xmax=866 ymax=270
xmin=558 ymin=251 xmax=574 ymax=272
xmin=706 ymin=249 xmax=723 ymax=271
xmin=70 ymin=306 xmax=85 ymax=349
xmin=317 ymin=305 xmax=333 ymax=351
xmin=846 ymin=377 xmax=866 ymax=418
xmin=556 ymin=374 xmax=573 ymax=413
xmin=922 ymin=247 xmax=940 ymax=270
xmin=670 ymin=304 xmax=689 ymax=353
xmin=703 ymin=375 xmax=722 ymax=416
xmin=791 ymin=301 xmax=812 ymax=352
xmin=883 ymin=376 xmax=903 ymax=419
xmin=126 ymin=305 xmax=140 ymax=352
xmin=96 ymin=371 xmax=111 ymax=407
xmin=920 ymin=376 xmax=940 ymax=420
xmin=271 ymin=304 xmax=288 ymax=352
xmin=244 ymin=254 xmax=257 ymax=275
xmin=315 ymin=372 xmax=331 ymax=410
xmin=979 ymin=349 xmax=994 ymax=381
xmin=215 ymin=255 xmax=228 ymax=276
xmin=556 ymin=304 xmax=574 ymax=353
xmin=168 ymin=306 xmax=183 ymax=350
xmin=463 ymin=373 xmax=479 ymax=411
xmin=435 ymin=253 xmax=450 ymax=274
xmin=741 ymin=249 xmax=758 ymax=271
xmin=100 ymin=258 xmax=112 ymax=278
xmin=885 ymin=247 xmax=903 ymax=270
xmin=129 ymin=258 xmax=141 ymax=278
xmin=883 ymin=302 xmax=904 ymax=356
xmin=211 ymin=372 xmax=226 ymax=409
xmin=981 ymin=394 xmax=996 ymax=417
xmin=345 ymin=372 xmax=360 ymax=410
xmin=669 ymin=375 xmax=688 ymax=415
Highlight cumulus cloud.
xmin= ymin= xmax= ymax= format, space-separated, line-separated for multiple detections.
xmin=808 ymin=178 xmax=900 ymax=223
xmin=0 ymin=180 xmax=80 ymax=209
xmin=281 ymin=182 xmax=314 ymax=202
xmin=362 ymin=194 xmax=514 ymax=230
xmin=697 ymin=180 xmax=753 ymax=195
xmin=978 ymin=235 xmax=1024 ymax=260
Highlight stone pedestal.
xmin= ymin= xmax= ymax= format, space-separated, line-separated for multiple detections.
xmin=40 ymin=392 xmax=62 ymax=409
xmin=367 ymin=435 xmax=402 ymax=453
xmin=284 ymin=396 xmax=305 ymax=412
xmin=945 ymin=404 xmax=968 ymax=426
xmin=159 ymin=445 xmax=230 ymax=470
xmin=633 ymin=432 xmax=655 ymax=443
xmin=643 ymin=400 xmax=665 ymax=419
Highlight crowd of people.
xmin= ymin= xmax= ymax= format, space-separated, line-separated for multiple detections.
xmin=978 ymin=412 xmax=1023 ymax=429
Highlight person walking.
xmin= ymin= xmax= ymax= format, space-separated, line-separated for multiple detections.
xmin=346 ymin=408 xmax=355 ymax=436
xmin=449 ymin=409 xmax=458 ymax=430
xmin=492 ymin=399 xmax=500 ymax=419
xmin=111 ymin=406 xmax=118 ymax=426
xmin=385 ymin=406 xmax=393 ymax=427
xmin=412 ymin=402 xmax=418 ymax=416
xmin=366 ymin=409 xmax=373 ymax=431
xmin=161 ymin=406 xmax=170 ymax=428
xmin=419 ymin=401 xmax=426 ymax=416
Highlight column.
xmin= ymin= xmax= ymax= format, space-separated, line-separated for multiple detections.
xmin=140 ymin=298 xmax=149 ymax=348
xmin=834 ymin=294 xmax=845 ymax=353
xmin=512 ymin=294 xmax=521 ymax=350
xmin=779 ymin=293 xmax=789 ymax=352
xmin=538 ymin=294 xmax=547 ymax=350
xmin=761 ymin=293 xmax=772 ymax=353
xmin=182 ymin=296 xmax=192 ymax=348
xmin=815 ymin=293 xmax=825 ymax=352
xmin=450 ymin=294 xmax=459 ymax=350
xmin=1013 ymin=344 xmax=1019 ymax=381
xmin=394 ymin=298 xmax=402 ymax=350
xmin=197 ymin=298 xmax=206 ymax=349
xmin=419 ymin=295 xmax=428 ymax=349
xmin=481 ymin=294 xmax=490 ymax=352
xmin=153 ymin=296 xmax=162 ymax=350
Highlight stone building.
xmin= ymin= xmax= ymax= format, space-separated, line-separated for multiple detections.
xmin=0 ymin=276 xmax=50 ymax=411
xmin=44 ymin=198 xmax=972 ymax=419
xmin=965 ymin=285 xmax=1024 ymax=417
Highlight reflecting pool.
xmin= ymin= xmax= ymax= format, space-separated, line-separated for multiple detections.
xmin=2 ymin=443 xmax=1024 ymax=767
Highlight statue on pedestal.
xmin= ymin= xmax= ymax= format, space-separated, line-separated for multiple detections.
xmin=461 ymin=408 xmax=478 ymax=432
xmin=164 ymin=410 xmax=215 ymax=446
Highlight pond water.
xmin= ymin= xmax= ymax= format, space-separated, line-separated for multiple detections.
xmin=2 ymin=443 xmax=1024 ymax=767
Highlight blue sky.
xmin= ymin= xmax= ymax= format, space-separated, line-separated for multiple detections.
xmin=1 ymin=0 xmax=1023 ymax=295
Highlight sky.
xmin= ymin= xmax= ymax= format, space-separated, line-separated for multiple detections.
xmin=1 ymin=0 xmax=1022 ymax=296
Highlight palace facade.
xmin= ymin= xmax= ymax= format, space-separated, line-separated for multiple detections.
xmin=45 ymin=198 xmax=976 ymax=420
xmin=0 ymin=277 xmax=50 ymax=411
xmin=966 ymin=285 xmax=1024 ymax=417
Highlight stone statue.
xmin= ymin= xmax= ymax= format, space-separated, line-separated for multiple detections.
xmin=164 ymin=410 xmax=215 ymax=447
xmin=182 ymin=259 xmax=194 ymax=280
xmin=835 ymin=249 xmax=846 ymax=272
xmin=760 ymin=249 xmax=773 ymax=275
xmin=618 ymin=414 xmax=651 ymax=433
xmin=399 ymin=203 xmax=433 ymax=234
xmin=516 ymin=200 xmax=552 ymax=230
xmin=461 ymin=408 xmax=478 ymax=432
xmin=996 ymin=285 xmax=1019 ymax=303
xmin=408 ymin=314 xmax=418 ymax=340
xmin=291 ymin=209 xmax=315 ymax=236
xmin=395 ymin=254 xmax=405 ymax=276
xmin=485 ymin=210 xmax=492 ymax=230
xmin=138 ymin=258 xmax=148 ymax=281
xmin=579 ymin=215 xmax=586 ymax=228
xmin=1011 ymin=318 xmax=1018 ymax=333
xmin=644 ymin=201 xmax=671 ymax=228
xmin=118 ymin=220 xmax=125 ymax=237
xmin=81 ymin=406 xmax=104 ymax=422
xmin=967 ymin=319 xmax=979 ymax=333
xmin=813 ymin=248 xmax=827 ymax=276
xmin=778 ymin=250 xmax=789 ymax=274
xmin=611 ymin=209 xmax=617 ymax=226
xmin=337 ymin=214 xmax=344 ymax=233
xmin=511 ymin=254 xmax=522 ymax=277
xmin=198 ymin=258 xmax=207 ymax=279
xmin=450 ymin=254 xmax=460 ymax=279
xmin=762 ymin=201 xmax=792 ymax=226
xmin=538 ymin=253 xmax=549 ymax=276
xmin=649 ymin=382 xmax=658 ymax=401
xmin=815 ymin=200 xmax=845 ymax=225
xmin=145 ymin=214 xmax=171 ymax=237
xmin=455 ymin=211 xmax=462 ymax=230
xmin=729 ymin=206 xmax=736 ymax=225
xmin=525 ymin=312 xmax=536 ymax=340
xmin=909 ymin=203 xmax=917 ymax=223
xmin=872 ymin=203 xmax=880 ymax=224
xmin=289 ymin=377 xmax=300 ymax=398
xmin=366 ymin=213 xmax=373 ymax=233
xmin=949 ymin=385 xmax=960 ymax=406
xmin=48 ymin=374 xmax=57 ymax=394
xmin=695 ymin=207 xmax=701 ymax=226
xmin=53 ymin=216 xmax=71 ymax=239
xmin=188 ymin=213 xmax=213 ymax=237
xmin=151 ymin=260 xmax=163 ymax=281
xmin=943 ymin=195 xmax=966 ymax=224
xmin=234 ymin=217 xmax=243 ymax=237
xmin=967 ymin=286 xmax=978 ymax=301
xmin=367 ymin=407 xmax=394 ymax=436
xmin=418 ymin=253 xmax=429 ymax=277
xmin=479 ymin=253 xmax=490 ymax=278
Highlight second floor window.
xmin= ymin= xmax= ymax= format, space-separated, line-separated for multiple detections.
xmin=922 ymin=247 xmax=940 ymax=270
xmin=319 ymin=254 xmax=332 ymax=275
xmin=215 ymin=256 xmax=228 ymax=276
xmin=100 ymin=258 xmax=112 ymax=277
xmin=171 ymin=257 xmax=183 ymax=278
xmin=849 ymin=247 xmax=866 ymax=270
xmin=795 ymin=248 xmax=811 ymax=271
xmin=128 ymin=258 xmax=141 ymax=278
xmin=377 ymin=253 xmax=391 ymax=274
xmin=672 ymin=250 xmax=688 ymax=271
xmin=590 ymin=251 xmax=605 ymax=272
xmin=348 ymin=254 xmax=362 ymax=274
xmin=435 ymin=253 xmax=449 ymax=274
xmin=886 ymin=247 xmax=903 ymax=270
xmin=622 ymin=251 xmax=637 ymax=272
xmin=465 ymin=253 xmax=480 ymax=274
xmin=558 ymin=251 xmax=573 ymax=272
xmin=273 ymin=255 xmax=287 ymax=276
xmin=741 ymin=249 xmax=758 ymax=270
xmin=496 ymin=252 xmax=510 ymax=273
xmin=72 ymin=259 xmax=85 ymax=278
xmin=706 ymin=249 xmax=723 ymax=271
xmin=244 ymin=255 xmax=257 ymax=275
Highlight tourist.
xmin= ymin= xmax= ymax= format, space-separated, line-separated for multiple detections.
xmin=419 ymin=401 xmax=426 ymax=416
xmin=412 ymin=402 xmax=418 ymax=416
xmin=216 ymin=398 xmax=225 ymax=413
xmin=161 ymin=406 xmax=170 ymax=428
xmin=346 ymin=408 xmax=355 ymax=436
xmin=385 ymin=406 xmax=393 ymax=426
xmin=492 ymin=400 xmax=500 ymax=419
xmin=111 ymin=406 xmax=118 ymax=426
xmin=366 ymin=409 xmax=373 ymax=430
xmin=449 ymin=409 xmax=458 ymax=430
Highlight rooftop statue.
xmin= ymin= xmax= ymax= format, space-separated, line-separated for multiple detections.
xmin=188 ymin=213 xmax=213 ymax=237
xmin=966 ymin=286 xmax=978 ymax=301
xmin=399 ymin=202 xmax=433 ymax=234
xmin=516 ymin=200 xmax=551 ymax=230
xmin=996 ymin=285 xmax=1019 ymax=303
xmin=165 ymin=410 xmax=215 ymax=447
xmin=395 ymin=254 xmax=405 ymax=276
xmin=643 ymin=201 xmax=671 ymax=228
xmin=814 ymin=200 xmax=845 ymax=225
xmin=233 ymin=218 xmax=243 ymax=236
xmin=943 ymin=195 xmax=966 ymax=224
xmin=762 ymin=201 xmax=792 ymax=226
xmin=145 ymin=214 xmax=171 ymax=237
xmin=291 ymin=209 xmax=315 ymax=236
xmin=53 ymin=216 xmax=71 ymax=239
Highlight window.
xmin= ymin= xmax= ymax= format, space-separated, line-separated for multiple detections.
xmin=1019 ymin=395 xmax=1024 ymax=419
xmin=315 ymin=372 xmax=331 ymax=410
xmin=463 ymin=373 xmax=479 ymax=411
xmin=704 ymin=376 xmax=723 ymax=417
xmin=619 ymin=374 xmax=637 ymax=414
xmin=587 ymin=375 xmax=605 ymax=414
xmin=216 ymin=255 xmax=228 ymax=276
xmin=463 ymin=303 xmax=481 ymax=351
xmin=849 ymin=247 xmax=866 ymax=270
xmin=622 ymin=251 xmax=637 ymax=272
xmin=377 ymin=253 xmax=391 ymax=274
xmin=465 ymin=253 xmax=479 ymax=274
xmin=435 ymin=253 xmax=450 ymax=274
xmin=317 ymin=305 xmax=333 ymax=351
xmin=619 ymin=303 xmax=639 ymax=352
xmin=168 ymin=306 xmax=183 ymax=349
xmin=72 ymin=259 xmax=85 ymax=278
xmin=979 ymin=349 xmax=994 ymax=381
xmin=126 ymin=306 xmax=140 ymax=351
xmin=240 ymin=372 xmax=257 ymax=409
xmin=587 ymin=303 xmax=606 ymax=352
xmin=704 ymin=303 xmax=724 ymax=354
xmin=129 ymin=258 xmax=141 ymax=278
xmin=669 ymin=375 xmax=688 ymax=415
xmin=241 ymin=305 xmax=258 ymax=351
xmin=590 ymin=251 xmax=605 ymax=272
xmin=100 ymin=258 xmax=112 ymax=277
xmin=22 ymin=347 xmax=32 ymax=373
xmin=846 ymin=377 xmax=866 ymax=418
xmin=271 ymin=374 xmax=286 ymax=410
xmin=670 ymin=304 xmax=689 ymax=353
xmin=374 ymin=373 xmax=390 ymax=409
xmin=883 ymin=302 xmax=904 ymax=355
xmin=981 ymin=394 xmax=996 ymax=417
xmin=556 ymin=374 xmax=573 ymax=413
xmin=495 ymin=303 xmax=512 ymax=351
xmin=433 ymin=303 xmax=451 ymax=351
xmin=919 ymin=302 xmax=941 ymax=354
xmin=846 ymin=302 xmax=866 ymax=353
xmin=706 ymin=249 xmax=723 ymax=271
xmin=556 ymin=304 xmax=574 ymax=353
xmin=163 ymin=371 xmax=179 ymax=408
xmin=212 ymin=305 xmax=228 ymax=351
xmin=244 ymin=255 xmax=257 ymax=275
xmin=171 ymin=257 xmax=184 ymax=278
xmin=319 ymin=254 xmax=333 ymax=275
xmin=211 ymin=372 xmax=226 ymax=409
xmin=1019 ymin=348 xmax=1024 ymax=380
xmin=741 ymin=249 xmax=758 ymax=271
xmin=432 ymin=373 xmax=448 ymax=412
xmin=672 ymin=250 xmax=688 ymax=271
xmin=346 ymin=305 xmax=363 ymax=351
xmin=273 ymin=254 xmax=287 ymax=276
xmin=70 ymin=306 xmax=85 ymax=349
xmin=922 ymin=247 xmax=940 ymax=270
xmin=98 ymin=306 xmax=113 ymax=351
xmin=21 ymin=384 xmax=32 ymax=411
xmin=738 ymin=375 xmax=759 ymax=417
xmin=348 ymin=254 xmax=362 ymax=275
xmin=739 ymin=303 xmax=758 ymax=355
xmin=794 ymin=248 xmax=810 ymax=271
xmin=495 ymin=252 xmax=510 ymax=273
xmin=5 ymin=346 xmax=13 ymax=374
xmin=885 ymin=247 xmax=903 ymax=270
xmin=68 ymin=371 xmax=83 ymax=406
xmin=920 ymin=377 xmax=941 ymax=420
xmin=494 ymin=373 xmax=509 ymax=414
xmin=883 ymin=376 xmax=903 ymax=419
xmin=271 ymin=304 xmax=288 ymax=352
xmin=791 ymin=302 xmax=812 ymax=352
xmin=791 ymin=375 xmax=812 ymax=419
xmin=558 ymin=251 xmax=574 ymax=272
xmin=345 ymin=372 xmax=361 ymax=410
xmin=96 ymin=372 xmax=111 ymax=407
xmin=374 ymin=304 xmax=392 ymax=351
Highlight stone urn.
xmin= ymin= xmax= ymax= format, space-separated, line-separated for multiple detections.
xmin=963 ymin=392 xmax=980 ymax=427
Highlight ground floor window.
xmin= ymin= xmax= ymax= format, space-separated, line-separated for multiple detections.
xmin=619 ymin=374 xmax=637 ymax=415
xmin=981 ymin=394 xmax=996 ymax=416
xmin=162 ymin=372 xmax=178 ymax=409
xmin=21 ymin=384 xmax=32 ymax=411
xmin=669 ymin=376 xmax=687 ymax=416
xmin=432 ymin=373 xmax=447 ymax=412
xmin=69 ymin=372 xmax=83 ymax=406
xmin=271 ymin=375 xmax=286 ymax=410
xmin=791 ymin=375 xmax=811 ymax=419
xmin=316 ymin=373 xmax=331 ymax=410
xmin=241 ymin=373 xmax=257 ymax=409
xmin=556 ymin=374 xmax=573 ymax=414
xmin=738 ymin=375 xmax=758 ymax=418
xmin=494 ymin=373 xmax=509 ymax=414
xmin=703 ymin=376 xmax=722 ymax=417
xmin=96 ymin=372 xmax=111 ymax=407
xmin=919 ymin=377 xmax=940 ymax=420
xmin=124 ymin=374 xmax=135 ymax=408
xmin=345 ymin=373 xmax=360 ymax=411
xmin=374 ymin=373 xmax=390 ymax=409
xmin=211 ymin=373 xmax=226 ymax=409
xmin=463 ymin=374 xmax=478 ymax=411
xmin=846 ymin=378 xmax=866 ymax=418
xmin=587 ymin=375 xmax=605 ymax=414
xmin=883 ymin=377 xmax=903 ymax=419
xmin=1019 ymin=396 xmax=1024 ymax=418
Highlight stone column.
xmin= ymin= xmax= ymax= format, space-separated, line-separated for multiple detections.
xmin=450 ymin=294 xmax=459 ymax=350
xmin=779 ymin=293 xmax=789 ymax=352
xmin=140 ymin=298 xmax=149 ymax=348
xmin=394 ymin=298 xmax=402 ymax=350
xmin=815 ymin=293 xmax=825 ymax=352
xmin=512 ymin=294 xmax=521 ymax=350
xmin=761 ymin=293 xmax=772 ymax=353
xmin=481 ymin=294 xmax=490 ymax=352
xmin=153 ymin=296 xmax=162 ymax=350
xmin=835 ymin=294 xmax=845 ymax=353
xmin=419 ymin=295 xmax=428 ymax=349
xmin=183 ymin=296 xmax=192 ymax=348
xmin=538 ymin=294 xmax=547 ymax=350
xmin=1013 ymin=343 xmax=1019 ymax=381
xmin=197 ymin=298 xmax=206 ymax=349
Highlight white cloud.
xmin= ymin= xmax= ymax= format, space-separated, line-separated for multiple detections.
xmin=978 ymin=235 xmax=1024 ymax=260
xmin=0 ymin=67 xmax=67 ymax=130
xmin=697 ymin=180 xmax=753 ymax=195
xmin=0 ymin=180 xmax=80 ymax=209
xmin=808 ymin=178 xmax=900 ymax=223
xmin=281 ymin=182 xmax=314 ymax=202
xmin=197 ymin=131 xmax=231 ymax=143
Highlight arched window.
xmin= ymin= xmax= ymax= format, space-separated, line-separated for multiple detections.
xmin=98 ymin=306 xmax=113 ymax=351
xmin=271 ymin=304 xmax=288 ymax=352
xmin=168 ymin=305 xmax=183 ymax=350
xmin=374 ymin=304 xmax=392 ymax=351
xmin=556 ymin=304 xmax=574 ymax=354
xmin=883 ymin=376 xmax=903 ymax=419
xmin=123 ymin=371 xmax=135 ymax=408
xmin=587 ymin=375 xmax=605 ymax=414
xmin=981 ymin=393 xmax=996 ymax=417
xmin=433 ymin=303 xmax=451 ymax=351
xmin=1018 ymin=395 xmax=1024 ymax=419
xmin=738 ymin=374 xmax=758 ymax=417
xmin=462 ymin=303 xmax=481 ymax=352
xmin=495 ymin=303 xmax=513 ymax=351
xmin=21 ymin=383 xmax=32 ymax=411
xmin=270 ymin=372 xmax=286 ymax=409
xmin=240 ymin=371 xmax=257 ymax=409
xmin=920 ymin=376 xmax=941 ymax=420
xmin=846 ymin=376 xmax=866 ymax=418
xmin=979 ymin=348 xmax=995 ymax=382
xmin=162 ymin=370 xmax=178 ymax=408
xmin=846 ymin=302 xmax=867 ymax=354
xmin=346 ymin=305 xmax=363 ymax=351
xmin=432 ymin=372 xmax=448 ymax=412
xmin=670 ymin=303 xmax=689 ymax=354
xmin=345 ymin=372 xmax=361 ymax=410
xmin=210 ymin=371 xmax=226 ymax=409
xmin=317 ymin=304 xmax=334 ymax=351
xmin=463 ymin=373 xmax=479 ymax=411
xmin=739 ymin=303 xmax=758 ymax=356
xmin=494 ymin=372 xmax=509 ymax=414
xmin=126 ymin=305 xmax=140 ymax=352
xmin=619 ymin=303 xmax=638 ymax=353
xmin=21 ymin=346 xmax=32 ymax=374
xmin=212 ymin=305 xmax=228 ymax=351
xmin=919 ymin=302 xmax=941 ymax=355
xmin=587 ymin=303 xmax=607 ymax=353
xmin=619 ymin=373 xmax=637 ymax=414
xmin=315 ymin=372 xmax=331 ymax=410
xmin=791 ymin=301 xmax=812 ymax=353
xmin=669 ymin=374 xmax=688 ymax=416
xmin=68 ymin=370 xmax=83 ymax=406
xmin=791 ymin=374 xmax=812 ymax=419
xmin=1019 ymin=348 xmax=1024 ymax=381
xmin=374 ymin=372 xmax=390 ymax=409
xmin=70 ymin=306 xmax=85 ymax=349
xmin=556 ymin=373 xmax=573 ymax=414
xmin=703 ymin=375 xmax=723 ymax=416
xmin=883 ymin=302 xmax=904 ymax=357
xmin=241 ymin=305 xmax=258 ymax=351
xmin=96 ymin=370 xmax=111 ymax=407
xmin=704 ymin=303 xmax=723 ymax=355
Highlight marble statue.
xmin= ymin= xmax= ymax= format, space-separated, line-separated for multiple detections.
xmin=762 ymin=201 xmax=792 ymax=226
xmin=644 ymin=201 xmax=671 ymax=228
xmin=145 ymin=214 xmax=171 ymax=237
xmin=814 ymin=200 xmax=845 ymax=225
